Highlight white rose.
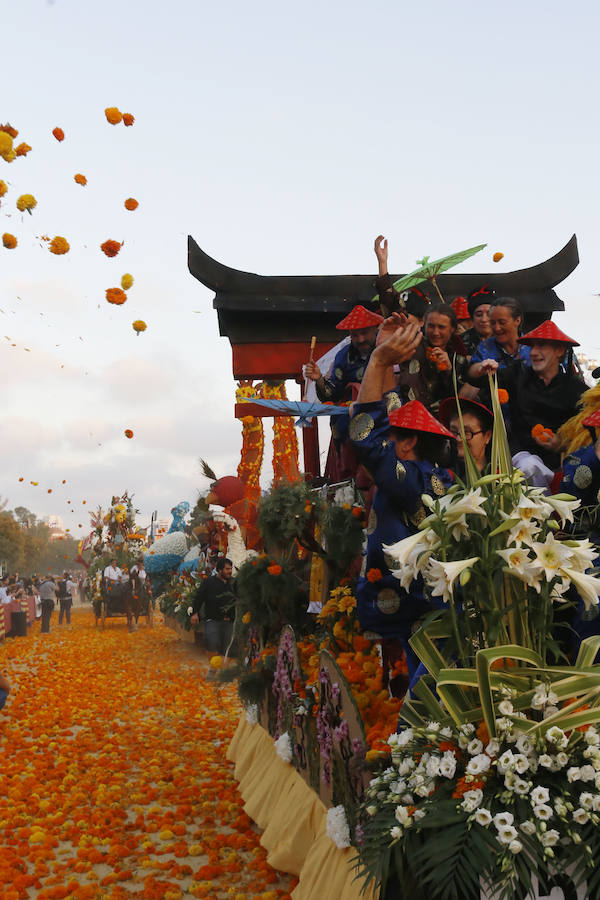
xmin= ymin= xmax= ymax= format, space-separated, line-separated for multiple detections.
xmin=554 ymin=798 xmax=568 ymax=817
xmin=504 ymin=771 xmax=517 ymax=790
xmin=497 ymin=824 xmax=518 ymax=845
xmin=439 ymin=756 xmax=457 ymax=779
xmin=573 ymin=808 xmax=590 ymax=825
xmin=584 ymin=729 xmax=600 ymax=746
xmin=592 ymin=796 xmax=600 ymax=812
xmin=520 ymin=820 xmax=536 ymax=835
xmin=546 ymin=726 xmax=568 ymax=749
xmin=513 ymin=778 xmax=530 ymax=796
xmin=513 ymin=754 xmax=530 ymax=774
xmin=493 ymin=811 xmax=514 ymax=828
xmin=538 ymin=754 xmax=554 ymax=769
xmin=395 ymin=805 xmax=412 ymax=827
xmin=474 ymin=808 xmax=492 ymax=827
xmin=498 ymin=750 xmax=514 ymax=772
xmin=515 ymin=735 xmax=533 ymax=755
xmin=467 ymin=754 xmax=491 ymax=776
xmin=467 ymin=738 xmax=484 ymax=756
xmin=533 ymin=804 xmax=553 ymax=821
xmin=530 ymin=786 xmax=550 ymax=805
xmin=580 ymin=765 xmax=596 ymax=782
xmin=498 ymin=700 xmax=514 ymax=716
xmin=579 ymin=792 xmax=594 ymax=811
xmin=390 ymin=825 xmax=402 ymax=839
xmin=461 ymin=789 xmax=483 ymax=813
xmin=556 ymin=752 xmax=569 ymax=767
xmin=426 ymin=757 xmax=441 ymax=777
xmin=486 ymin=739 xmax=500 ymax=758
xmin=508 ymin=839 xmax=523 ymax=854
xmin=541 ymin=829 xmax=560 ymax=847
xmin=567 ymin=767 xmax=581 ymax=783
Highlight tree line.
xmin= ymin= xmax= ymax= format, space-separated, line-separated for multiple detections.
xmin=0 ymin=506 xmax=83 ymax=576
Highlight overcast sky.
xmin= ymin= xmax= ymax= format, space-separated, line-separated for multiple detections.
xmin=1 ymin=0 xmax=599 ymax=537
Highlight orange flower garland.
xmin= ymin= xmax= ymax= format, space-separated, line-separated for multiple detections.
xmin=106 ymin=288 xmax=127 ymax=306
xmin=2 ymin=233 xmax=17 ymax=249
xmin=74 ymin=173 xmax=87 ymax=186
xmin=260 ymin=382 xmax=300 ymax=484
xmin=101 ymin=239 xmax=123 ymax=258
xmin=124 ymin=197 xmax=139 ymax=211
xmin=52 ymin=127 xmax=65 ymax=142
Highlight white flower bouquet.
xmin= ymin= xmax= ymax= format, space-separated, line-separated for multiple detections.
xmin=357 ymin=379 xmax=600 ymax=899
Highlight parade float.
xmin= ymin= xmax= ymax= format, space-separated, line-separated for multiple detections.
xmin=185 ymin=236 xmax=600 ymax=898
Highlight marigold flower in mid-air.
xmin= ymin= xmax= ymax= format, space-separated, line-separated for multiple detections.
xmin=105 ymin=107 xmax=122 ymax=125
xmin=124 ymin=197 xmax=138 ymax=211
xmin=16 ymin=193 xmax=36 ymax=214
xmin=0 ymin=132 xmax=14 ymax=160
xmin=497 ymin=388 xmax=509 ymax=404
xmin=124 ymin=429 xmax=134 ymax=439
xmin=52 ymin=127 xmax=64 ymax=142
xmin=121 ymin=273 xmax=133 ymax=290
xmin=2 ymin=233 xmax=17 ymax=249
xmin=106 ymin=287 xmax=127 ymax=305
xmin=15 ymin=142 xmax=31 ymax=157
xmin=101 ymin=239 xmax=123 ymax=257
xmin=0 ymin=123 xmax=18 ymax=139
xmin=132 ymin=320 xmax=146 ymax=335
xmin=0 ymin=180 xmax=7 ymax=197
xmin=49 ymin=236 xmax=70 ymax=255
xmin=493 ymin=251 xmax=504 ymax=262
xmin=74 ymin=173 xmax=87 ymax=186
xmin=122 ymin=112 xmax=135 ymax=126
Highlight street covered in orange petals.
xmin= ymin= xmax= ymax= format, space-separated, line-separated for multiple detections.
xmin=0 ymin=611 xmax=296 ymax=900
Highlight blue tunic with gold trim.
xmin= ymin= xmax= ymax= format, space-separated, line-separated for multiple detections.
xmin=349 ymin=400 xmax=453 ymax=657
xmin=316 ymin=343 xmax=371 ymax=403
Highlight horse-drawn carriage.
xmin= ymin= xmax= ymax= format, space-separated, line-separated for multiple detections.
xmin=94 ymin=576 xmax=153 ymax=631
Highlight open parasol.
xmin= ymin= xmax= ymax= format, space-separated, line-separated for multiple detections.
xmin=388 ymin=243 xmax=487 ymax=304
xmin=242 ymin=397 xmax=349 ymax=427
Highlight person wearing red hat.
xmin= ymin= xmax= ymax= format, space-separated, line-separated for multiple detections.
xmin=460 ymin=285 xmax=495 ymax=358
xmin=304 ymin=304 xmax=383 ymax=403
xmin=465 ymin=319 xmax=586 ymax=475
xmin=348 ymin=317 xmax=455 ymax=680
xmin=451 ymin=296 xmax=472 ymax=334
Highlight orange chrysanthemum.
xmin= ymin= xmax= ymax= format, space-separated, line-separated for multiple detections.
xmin=531 ymin=423 xmax=554 ymax=441
xmin=124 ymin=429 xmax=134 ymax=439
xmin=74 ymin=173 xmax=87 ymax=186
xmin=52 ymin=127 xmax=65 ymax=142
xmin=267 ymin=564 xmax=282 ymax=576
xmin=124 ymin=197 xmax=138 ymax=211
xmin=15 ymin=142 xmax=31 ymax=157
xmin=132 ymin=320 xmax=146 ymax=335
xmin=105 ymin=107 xmax=122 ymax=125
xmin=49 ymin=236 xmax=70 ymax=255
xmin=493 ymin=252 xmax=504 ymax=262
xmin=101 ymin=239 xmax=123 ymax=258
xmin=122 ymin=112 xmax=135 ymax=126
xmin=497 ymin=388 xmax=509 ymax=404
xmin=2 ymin=233 xmax=17 ymax=249
xmin=106 ymin=287 xmax=127 ymax=306
xmin=366 ymin=568 xmax=383 ymax=583
xmin=0 ymin=180 xmax=7 ymax=197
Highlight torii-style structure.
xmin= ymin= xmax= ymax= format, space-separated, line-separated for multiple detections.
xmin=188 ymin=234 xmax=579 ymax=478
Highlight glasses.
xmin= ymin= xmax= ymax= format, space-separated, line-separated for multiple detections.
xmin=449 ymin=427 xmax=484 ymax=441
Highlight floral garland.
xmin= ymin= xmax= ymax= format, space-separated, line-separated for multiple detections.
xmin=260 ymin=381 xmax=301 ymax=484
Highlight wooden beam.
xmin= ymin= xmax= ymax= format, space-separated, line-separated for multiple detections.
xmin=231 ymin=341 xmax=336 ymax=380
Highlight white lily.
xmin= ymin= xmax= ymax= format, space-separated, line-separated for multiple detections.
xmin=506 ymin=518 xmax=542 ymax=548
xmin=439 ymin=488 xmax=488 ymax=524
xmin=384 ymin=528 xmax=432 ymax=568
xmin=427 ymin=557 xmax=480 ymax=603
xmin=561 ymin=567 xmax=600 ymax=611
xmin=543 ymin=493 xmax=581 ymax=527
xmin=530 ymin=533 xmax=574 ymax=581
xmin=562 ymin=538 xmax=598 ymax=573
xmin=496 ymin=546 xmax=536 ymax=578
xmin=513 ymin=494 xmax=553 ymax=522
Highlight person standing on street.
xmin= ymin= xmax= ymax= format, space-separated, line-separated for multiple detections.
xmin=189 ymin=558 xmax=236 ymax=656
xmin=39 ymin=576 xmax=56 ymax=633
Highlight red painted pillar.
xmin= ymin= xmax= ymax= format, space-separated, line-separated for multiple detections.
xmin=295 ymin=379 xmax=320 ymax=479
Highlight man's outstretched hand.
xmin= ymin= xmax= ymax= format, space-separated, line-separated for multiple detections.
xmin=373 ymin=319 xmax=422 ymax=366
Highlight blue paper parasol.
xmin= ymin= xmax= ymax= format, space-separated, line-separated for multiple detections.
xmin=242 ymin=398 xmax=350 ymax=427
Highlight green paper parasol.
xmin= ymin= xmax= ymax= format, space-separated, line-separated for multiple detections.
xmin=390 ymin=243 xmax=487 ymax=304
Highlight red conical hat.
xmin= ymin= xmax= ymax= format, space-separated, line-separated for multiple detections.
xmin=451 ymin=296 xmax=470 ymax=320
xmin=518 ymin=320 xmax=579 ymax=346
xmin=336 ymin=305 xmax=384 ymax=331
xmin=389 ymin=400 xmax=456 ymax=439
xmin=438 ymin=397 xmax=493 ymax=429
xmin=582 ymin=409 xmax=600 ymax=428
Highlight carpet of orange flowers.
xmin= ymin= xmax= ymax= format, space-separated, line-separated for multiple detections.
xmin=0 ymin=610 xmax=296 ymax=900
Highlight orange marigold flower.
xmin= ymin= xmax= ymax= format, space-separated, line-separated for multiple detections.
xmin=366 ymin=568 xmax=383 ymax=583
xmin=74 ymin=173 xmax=87 ymax=186
xmin=124 ymin=429 xmax=134 ymax=439
xmin=352 ymin=506 xmax=365 ymax=519
xmin=497 ymin=388 xmax=509 ymax=404
xmin=267 ymin=564 xmax=282 ymax=576
xmin=531 ymin=423 xmax=545 ymax=438
xmin=132 ymin=319 xmax=146 ymax=335
xmin=0 ymin=123 xmax=18 ymax=138
xmin=124 ymin=197 xmax=138 ymax=211
xmin=241 ymin=611 xmax=251 ymax=624
xmin=121 ymin=273 xmax=134 ymax=290
xmin=101 ymin=239 xmax=123 ymax=257
xmin=52 ymin=127 xmax=65 ymax=142
xmin=105 ymin=107 xmax=123 ymax=125
xmin=15 ymin=142 xmax=31 ymax=156
xmin=2 ymin=233 xmax=17 ymax=249
xmin=493 ymin=251 xmax=504 ymax=262
xmin=0 ymin=180 xmax=7 ymax=197
xmin=122 ymin=112 xmax=135 ymax=126
xmin=49 ymin=236 xmax=70 ymax=255
xmin=106 ymin=287 xmax=127 ymax=305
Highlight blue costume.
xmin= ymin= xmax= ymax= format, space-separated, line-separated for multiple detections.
xmin=469 ymin=336 xmax=530 ymax=369
xmin=349 ymin=399 xmax=453 ymax=677
xmin=317 ymin=342 xmax=373 ymax=444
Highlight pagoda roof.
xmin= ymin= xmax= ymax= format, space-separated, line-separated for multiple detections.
xmin=189 ymin=234 xmax=579 ymax=345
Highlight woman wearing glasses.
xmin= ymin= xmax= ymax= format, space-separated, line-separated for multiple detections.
xmin=439 ymin=397 xmax=493 ymax=475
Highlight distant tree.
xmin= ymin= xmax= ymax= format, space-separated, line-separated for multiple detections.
xmin=14 ymin=506 xmax=36 ymax=528
xmin=0 ymin=512 xmax=24 ymax=572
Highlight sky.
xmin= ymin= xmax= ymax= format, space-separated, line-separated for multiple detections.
xmin=1 ymin=0 xmax=600 ymax=537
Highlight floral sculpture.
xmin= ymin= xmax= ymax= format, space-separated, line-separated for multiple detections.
xmin=357 ymin=379 xmax=600 ymax=900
